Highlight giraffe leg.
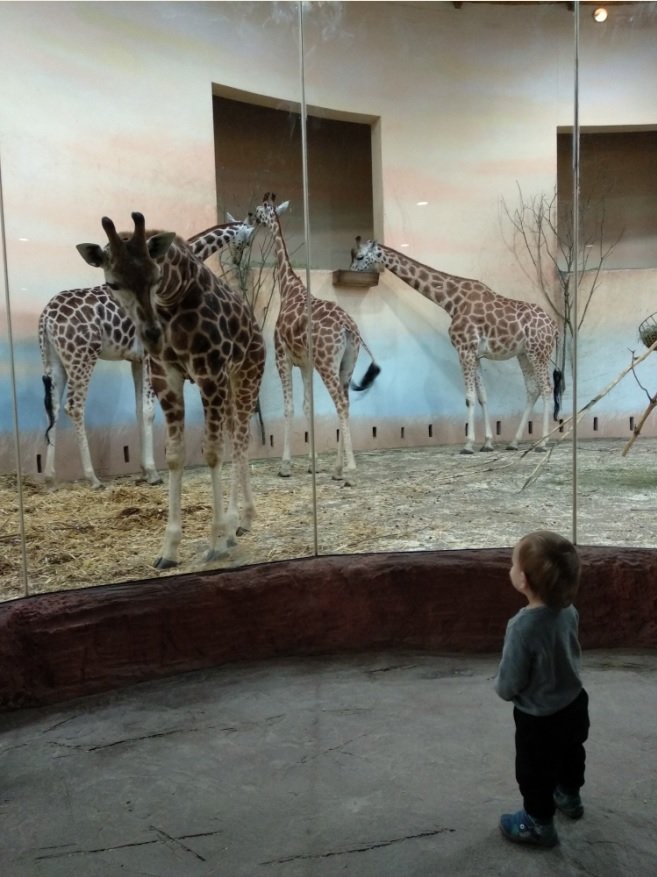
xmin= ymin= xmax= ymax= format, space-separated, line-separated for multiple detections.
xmin=228 ymin=411 xmax=256 ymax=537
xmin=206 ymin=448 xmax=233 ymax=561
xmin=507 ymin=355 xmax=541 ymax=451
xmin=131 ymin=359 xmax=162 ymax=485
xmin=300 ymin=365 xmax=315 ymax=474
xmin=535 ymin=360 xmax=554 ymax=452
xmin=227 ymin=343 xmax=264 ymax=537
xmin=152 ymin=370 xmax=185 ymax=568
xmin=460 ymin=357 xmax=477 ymax=455
xmin=321 ymin=367 xmax=357 ymax=484
xmin=64 ymin=355 xmax=103 ymax=488
xmin=475 ymin=365 xmax=495 ymax=452
xmin=336 ymin=340 xmax=359 ymax=483
xmin=201 ymin=379 xmax=235 ymax=562
xmin=276 ymin=339 xmax=294 ymax=478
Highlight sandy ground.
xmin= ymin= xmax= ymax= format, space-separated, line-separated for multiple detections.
xmin=2 ymin=437 xmax=657 ymax=601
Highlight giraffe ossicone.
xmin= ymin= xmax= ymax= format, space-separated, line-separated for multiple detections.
xmin=41 ymin=215 xmax=257 ymax=489
xmin=254 ymin=193 xmax=380 ymax=484
xmin=76 ymin=212 xmax=265 ymax=568
xmin=350 ymin=237 xmax=561 ymax=454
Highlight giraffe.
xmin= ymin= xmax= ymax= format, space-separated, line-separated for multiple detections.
xmin=350 ymin=238 xmax=562 ymax=454
xmin=40 ymin=216 xmax=256 ymax=489
xmin=253 ymin=194 xmax=380 ymax=484
xmin=77 ymin=212 xmax=265 ymax=568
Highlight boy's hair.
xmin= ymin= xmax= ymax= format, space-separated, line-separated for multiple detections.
xmin=517 ymin=530 xmax=581 ymax=608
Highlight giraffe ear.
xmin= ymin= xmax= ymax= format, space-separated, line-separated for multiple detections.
xmin=276 ymin=200 xmax=290 ymax=216
xmin=226 ymin=211 xmax=237 ymax=223
xmin=355 ymin=235 xmax=361 ymax=246
xmin=147 ymin=232 xmax=176 ymax=261
xmin=76 ymin=243 xmax=105 ymax=267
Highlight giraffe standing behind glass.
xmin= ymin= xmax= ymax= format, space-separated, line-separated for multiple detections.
xmin=254 ymin=193 xmax=380 ymax=485
xmin=40 ymin=216 xmax=255 ymax=489
xmin=350 ymin=238 xmax=561 ymax=454
xmin=77 ymin=212 xmax=265 ymax=568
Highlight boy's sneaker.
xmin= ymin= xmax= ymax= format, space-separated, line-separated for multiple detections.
xmin=553 ymin=786 xmax=584 ymax=819
xmin=499 ymin=809 xmax=559 ymax=848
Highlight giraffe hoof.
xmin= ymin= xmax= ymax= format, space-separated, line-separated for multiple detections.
xmin=480 ymin=445 xmax=495 ymax=452
xmin=533 ymin=445 xmax=548 ymax=453
xmin=204 ymin=547 xmax=229 ymax=562
xmin=277 ymin=471 xmax=291 ymax=479
xmin=235 ymin=526 xmax=249 ymax=537
xmin=459 ymin=448 xmax=475 ymax=456
xmin=153 ymin=556 xmax=178 ymax=570
xmin=505 ymin=444 xmax=519 ymax=451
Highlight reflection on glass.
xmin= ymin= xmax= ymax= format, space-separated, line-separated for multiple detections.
xmin=301 ymin=1 xmax=579 ymax=555
xmin=2 ymin=1 xmax=655 ymax=604
xmin=0 ymin=154 xmax=28 ymax=600
xmin=576 ymin=0 xmax=657 ymax=547
xmin=0 ymin=1 xmax=312 ymax=599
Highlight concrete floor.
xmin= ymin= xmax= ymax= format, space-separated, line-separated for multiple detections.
xmin=1 ymin=650 xmax=656 ymax=877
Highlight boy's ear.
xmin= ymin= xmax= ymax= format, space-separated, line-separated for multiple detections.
xmin=519 ymin=572 xmax=529 ymax=591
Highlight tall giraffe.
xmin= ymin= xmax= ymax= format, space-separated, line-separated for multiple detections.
xmin=350 ymin=238 xmax=561 ymax=454
xmin=40 ymin=216 xmax=255 ymax=489
xmin=254 ymin=194 xmax=380 ymax=484
xmin=77 ymin=212 xmax=265 ymax=568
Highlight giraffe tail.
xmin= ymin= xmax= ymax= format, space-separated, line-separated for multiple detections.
xmin=351 ymin=361 xmax=381 ymax=392
xmin=553 ymin=368 xmax=565 ymax=421
xmin=43 ymin=375 xmax=56 ymax=445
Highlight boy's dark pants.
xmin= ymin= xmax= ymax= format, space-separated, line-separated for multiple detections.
xmin=514 ymin=688 xmax=590 ymax=822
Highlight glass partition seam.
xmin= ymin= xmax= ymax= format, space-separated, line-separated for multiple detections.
xmin=572 ymin=1 xmax=580 ymax=545
xmin=298 ymin=1 xmax=318 ymax=556
xmin=0 ymin=148 xmax=29 ymax=596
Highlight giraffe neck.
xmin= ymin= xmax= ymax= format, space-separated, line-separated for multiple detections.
xmin=188 ymin=223 xmax=238 ymax=261
xmin=156 ymin=238 xmax=219 ymax=308
xmin=379 ymin=244 xmax=473 ymax=317
xmin=270 ymin=217 xmax=307 ymax=304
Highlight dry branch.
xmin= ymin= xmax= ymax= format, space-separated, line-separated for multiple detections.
xmin=520 ymin=337 xmax=657 ymax=489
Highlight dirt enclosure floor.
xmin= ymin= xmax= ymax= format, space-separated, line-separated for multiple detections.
xmin=2 ymin=437 xmax=657 ymax=602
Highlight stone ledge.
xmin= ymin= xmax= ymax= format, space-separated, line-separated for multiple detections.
xmin=1 ymin=548 xmax=656 ymax=708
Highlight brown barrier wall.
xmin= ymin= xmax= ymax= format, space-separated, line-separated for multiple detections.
xmin=1 ymin=547 xmax=656 ymax=709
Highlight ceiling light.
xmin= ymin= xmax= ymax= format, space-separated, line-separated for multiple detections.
xmin=416 ymin=201 xmax=429 ymax=207
xmin=400 ymin=243 xmax=410 ymax=248
xmin=593 ymin=7 xmax=608 ymax=23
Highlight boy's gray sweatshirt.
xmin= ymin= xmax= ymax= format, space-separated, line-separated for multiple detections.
xmin=494 ymin=604 xmax=583 ymax=716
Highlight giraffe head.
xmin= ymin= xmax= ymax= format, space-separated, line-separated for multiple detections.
xmin=253 ymin=192 xmax=290 ymax=232
xmin=350 ymin=237 xmax=384 ymax=272
xmin=77 ymin=212 xmax=176 ymax=355
xmin=225 ymin=211 xmax=257 ymax=265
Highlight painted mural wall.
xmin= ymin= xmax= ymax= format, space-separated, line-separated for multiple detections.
xmin=0 ymin=1 xmax=656 ymax=485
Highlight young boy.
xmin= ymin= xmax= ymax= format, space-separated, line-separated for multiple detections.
xmin=495 ymin=529 xmax=590 ymax=848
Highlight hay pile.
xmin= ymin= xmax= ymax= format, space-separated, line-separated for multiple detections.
xmin=2 ymin=440 xmax=657 ymax=602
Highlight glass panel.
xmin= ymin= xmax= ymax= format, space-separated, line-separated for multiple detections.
xmin=576 ymin=0 xmax=657 ymax=547
xmin=0 ymin=164 xmax=28 ymax=600
xmin=0 ymin=0 xmax=313 ymax=599
xmin=301 ymin=0 xmax=577 ymax=554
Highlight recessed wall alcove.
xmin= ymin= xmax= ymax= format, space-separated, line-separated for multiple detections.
xmin=1 ymin=547 xmax=656 ymax=709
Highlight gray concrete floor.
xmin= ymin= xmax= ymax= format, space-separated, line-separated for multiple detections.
xmin=1 ymin=650 xmax=656 ymax=877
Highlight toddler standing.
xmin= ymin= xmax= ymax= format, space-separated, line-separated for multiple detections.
xmin=495 ymin=529 xmax=590 ymax=848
